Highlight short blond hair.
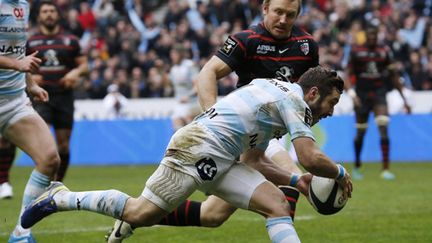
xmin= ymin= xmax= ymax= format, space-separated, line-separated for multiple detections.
xmin=262 ymin=0 xmax=302 ymax=17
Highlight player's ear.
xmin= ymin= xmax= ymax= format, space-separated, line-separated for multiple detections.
xmin=309 ymin=87 xmax=320 ymax=103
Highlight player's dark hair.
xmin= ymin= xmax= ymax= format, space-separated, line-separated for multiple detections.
xmin=298 ymin=66 xmax=344 ymax=96
xmin=37 ymin=0 xmax=60 ymax=16
xmin=262 ymin=0 xmax=302 ymax=17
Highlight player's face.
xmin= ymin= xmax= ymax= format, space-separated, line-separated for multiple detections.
xmin=38 ymin=4 xmax=59 ymax=30
xmin=309 ymin=87 xmax=340 ymax=126
xmin=262 ymin=0 xmax=299 ymax=39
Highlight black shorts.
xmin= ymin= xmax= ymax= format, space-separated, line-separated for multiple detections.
xmin=33 ymin=92 xmax=74 ymax=129
xmin=354 ymin=88 xmax=387 ymax=119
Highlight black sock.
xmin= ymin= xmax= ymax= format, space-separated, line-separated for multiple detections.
xmin=354 ymin=136 xmax=364 ymax=168
xmin=0 ymin=142 xmax=16 ymax=184
xmin=279 ymin=186 xmax=300 ymax=221
xmin=56 ymin=152 xmax=70 ymax=182
xmin=158 ymin=200 xmax=201 ymax=226
xmin=380 ymin=138 xmax=390 ymax=170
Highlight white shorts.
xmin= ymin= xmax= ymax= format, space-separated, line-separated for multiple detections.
xmin=142 ymin=122 xmax=267 ymax=212
xmin=0 ymin=92 xmax=37 ymax=134
xmin=143 ymin=163 xmax=266 ymax=212
xmin=171 ymin=101 xmax=201 ymax=120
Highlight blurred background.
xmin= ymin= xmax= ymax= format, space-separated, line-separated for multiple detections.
xmin=18 ymin=0 xmax=432 ymax=165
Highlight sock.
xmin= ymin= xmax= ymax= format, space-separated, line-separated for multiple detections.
xmin=278 ymin=186 xmax=299 ymax=221
xmin=158 ymin=200 xmax=201 ymax=226
xmin=53 ymin=189 xmax=130 ymax=219
xmin=354 ymin=136 xmax=364 ymax=168
xmin=13 ymin=170 xmax=50 ymax=236
xmin=380 ymin=138 xmax=390 ymax=170
xmin=266 ymin=216 xmax=300 ymax=243
xmin=56 ymin=152 xmax=70 ymax=181
xmin=0 ymin=143 xmax=16 ymax=184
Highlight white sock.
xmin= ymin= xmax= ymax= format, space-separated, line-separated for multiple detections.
xmin=266 ymin=216 xmax=301 ymax=243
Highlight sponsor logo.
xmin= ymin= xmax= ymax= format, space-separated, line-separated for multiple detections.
xmin=300 ymin=43 xmax=309 ymax=55
xmin=195 ymin=158 xmax=217 ymax=181
xmin=304 ymin=108 xmax=312 ymax=126
xmin=257 ymin=44 xmax=275 ymax=54
xmin=278 ymin=47 xmax=290 ymax=54
xmin=0 ymin=45 xmax=26 ymax=54
xmin=13 ymin=8 xmax=24 ymax=19
xmin=220 ymin=37 xmax=238 ymax=56
xmin=275 ymin=66 xmax=294 ymax=82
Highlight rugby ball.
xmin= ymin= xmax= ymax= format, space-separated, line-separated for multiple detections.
xmin=308 ymin=176 xmax=347 ymax=215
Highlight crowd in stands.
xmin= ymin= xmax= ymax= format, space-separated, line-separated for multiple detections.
xmin=27 ymin=0 xmax=432 ymax=100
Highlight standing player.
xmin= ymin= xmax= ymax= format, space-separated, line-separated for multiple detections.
xmin=107 ymin=0 xmax=319 ymax=239
xmin=26 ymin=1 xmax=88 ymax=181
xmin=0 ymin=0 xmax=87 ymax=201
xmin=345 ymin=25 xmax=411 ymax=180
xmin=0 ymin=1 xmax=61 ymax=242
xmin=21 ymin=67 xmax=353 ymax=243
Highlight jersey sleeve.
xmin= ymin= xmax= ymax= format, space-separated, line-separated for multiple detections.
xmin=309 ymin=39 xmax=320 ymax=68
xmin=277 ymin=97 xmax=315 ymax=141
xmin=70 ymin=35 xmax=83 ymax=57
xmin=215 ymin=31 xmax=248 ymax=70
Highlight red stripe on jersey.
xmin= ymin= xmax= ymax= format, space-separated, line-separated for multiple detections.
xmin=231 ymin=36 xmax=246 ymax=52
xmin=185 ymin=200 xmax=191 ymax=224
xmin=357 ymin=57 xmax=386 ymax=62
xmin=32 ymin=45 xmax=76 ymax=51
xmin=251 ymin=56 xmax=312 ymax=61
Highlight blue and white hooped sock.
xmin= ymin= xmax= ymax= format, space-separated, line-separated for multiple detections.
xmin=266 ymin=216 xmax=301 ymax=243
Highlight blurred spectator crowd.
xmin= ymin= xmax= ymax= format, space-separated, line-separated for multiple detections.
xmin=27 ymin=0 xmax=432 ymax=99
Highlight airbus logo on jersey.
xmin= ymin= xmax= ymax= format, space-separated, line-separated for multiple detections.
xmin=257 ymin=44 xmax=275 ymax=54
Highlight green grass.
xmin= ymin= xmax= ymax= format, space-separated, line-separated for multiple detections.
xmin=1 ymin=163 xmax=432 ymax=242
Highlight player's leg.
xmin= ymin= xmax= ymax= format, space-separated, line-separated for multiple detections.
xmin=264 ymin=139 xmax=302 ymax=219
xmin=373 ymin=102 xmax=394 ymax=179
xmin=0 ymin=136 xmax=16 ymax=199
xmin=54 ymin=128 xmax=72 ymax=181
xmin=22 ymin=164 xmax=198 ymax=242
xmin=210 ymin=163 xmax=300 ymax=242
xmin=352 ymin=96 xmax=370 ymax=180
xmin=6 ymin=110 xmax=60 ymax=241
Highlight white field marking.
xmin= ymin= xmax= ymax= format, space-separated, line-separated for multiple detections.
xmin=0 ymin=215 xmax=316 ymax=236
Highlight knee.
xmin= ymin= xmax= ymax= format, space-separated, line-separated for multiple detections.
xmin=263 ymin=194 xmax=291 ymax=218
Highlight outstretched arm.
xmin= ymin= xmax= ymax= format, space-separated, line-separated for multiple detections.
xmin=197 ymin=56 xmax=232 ymax=110
xmin=293 ymin=137 xmax=352 ymax=199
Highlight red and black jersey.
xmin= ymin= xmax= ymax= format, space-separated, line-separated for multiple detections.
xmin=216 ymin=23 xmax=319 ymax=87
xmin=26 ymin=30 xmax=82 ymax=93
xmin=348 ymin=44 xmax=393 ymax=91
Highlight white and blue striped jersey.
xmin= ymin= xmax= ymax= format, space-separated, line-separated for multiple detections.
xmin=0 ymin=0 xmax=29 ymax=95
xmin=195 ymin=78 xmax=315 ymax=158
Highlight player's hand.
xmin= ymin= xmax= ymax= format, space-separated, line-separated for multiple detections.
xmin=17 ymin=52 xmax=41 ymax=73
xmin=295 ymin=173 xmax=312 ymax=197
xmin=335 ymin=165 xmax=353 ymax=200
xmin=27 ymin=84 xmax=49 ymax=103
xmin=60 ymin=69 xmax=81 ymax=89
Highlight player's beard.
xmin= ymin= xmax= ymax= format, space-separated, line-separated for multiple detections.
xmin=41 ymin=18 xmax=58 ymax=31
xmin=309 ymin=96 xmax=325 ymax=126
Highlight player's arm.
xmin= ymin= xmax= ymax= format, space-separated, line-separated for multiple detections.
xmin=197 ymin=56 xmax=232 ymax=110
xmin=60 ymin=55 xmax=89 ymax=88
xmin=388 ymin=63 xmax=411 ymax=113
xmin=0 ymin=52 xmax=41 ymax=73
xmin=26 ymin=73 xmax=48 ymax=102
xmin=344 ymin=56 xmax=361 ymax=107
xmin=292 ymin=136 xmax=352 ymax=199
xmin=242 ymin=148 xmax=312 ymax=196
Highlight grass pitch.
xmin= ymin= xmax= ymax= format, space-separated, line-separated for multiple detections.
xmin=1 ymin=162 xmax=432 ymax=243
